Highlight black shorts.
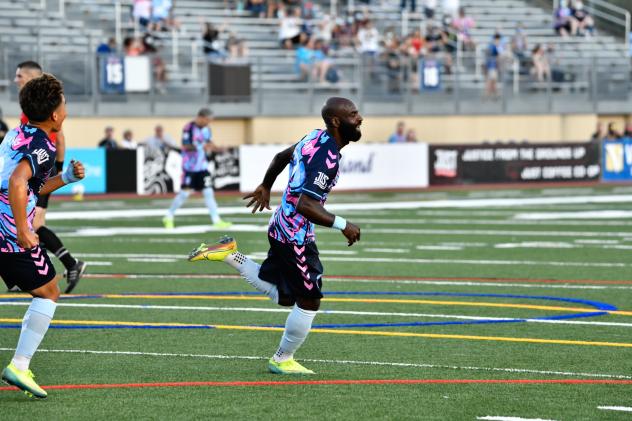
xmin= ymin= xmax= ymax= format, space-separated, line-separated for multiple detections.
xmin=36 ymin=193 xmax=50 ymax=209
xmin=0 ymin=247 xmax=56 ymax=291
xmin=259 ymin=236 xmax=324 ymax=300
xmin=181 ymin=170 xmax=212 ymax=191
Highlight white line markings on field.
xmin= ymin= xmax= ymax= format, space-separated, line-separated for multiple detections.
xmin=73 ymin=252 xmax=632 ymax=269
xmin=477 ymin=417 xmax=556 ymax=421
xmin=2 ymin=302 xmax=631 ymax=328
xmin=127 ymin=258 xmax=178 ymax=263
xmin=515 ymin=210 xmax=632 ymax=220
xmin=45 ymin=195 xmax=632 ymax=221
xmin=364 ymin=248 xmax=410 ymax=253
xmin=84 ymin=261 xmax=113 ymax=266
xmin=597 ymin=406 xmax=632 ymax=412
xmin=0 ymin=347 xmax=629 ymax=380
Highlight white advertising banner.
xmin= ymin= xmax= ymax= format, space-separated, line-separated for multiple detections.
xmin=240 ymin=143 xmax=428 ymax=192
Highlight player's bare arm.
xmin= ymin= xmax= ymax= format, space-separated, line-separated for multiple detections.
xmin=40 ymin=160 xmax=85 ymax=196
xmin=8 ymin=160 xmax=39 ymax=249
xmin=244 ymin=143 xmax=296 ymax=213
xmin=296 ymin=194 xmax=361 ymax=246
xmin=55 ymin=129 xmax=66 ymax=163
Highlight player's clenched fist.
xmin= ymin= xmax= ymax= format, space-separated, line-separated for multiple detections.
xmin=342 ymin=222 xmax=361 ymax=246
xmin=61 ymin=160 xmax=85 ymax=184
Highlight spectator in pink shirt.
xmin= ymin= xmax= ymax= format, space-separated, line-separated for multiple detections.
xmin=452 ymin=7 xmax=476 ymax=51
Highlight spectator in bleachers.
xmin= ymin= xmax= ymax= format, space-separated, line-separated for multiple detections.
xmin=425 ymin=25 xmax=454 ymax=75
xmin=388 ymin=121 xmax=406 ymax=143
xmin=384 ymin=38 xmax=403 ymax=93
xmin=485 ymin=33 xmax=502 ymax=98
xmin=312 ymin=39 xmax=334 ymax=83
xmin=133 ymin=0 xmax=152 ymax=31
xmin=331 ymin=17 xmax=355 ymax=51
xmin=531 ymin=44 xmax=551 ymax=83
xmin=144 ymin=124 xmax=176 ymax=152
xmin=511 ymin=23 xmax=528 ymax=62
xmin=98 ymin=126 xmax=118 ymax=150
xmin=442 ymin=0 xmax=460 ymax=18
xmin=405 ymin=129 xmax=418 ymax=142
xmin=400 ymin=0 xmax=416 ymax=14
xmin=570 ymin=1 xmax=594 ymax=37
xmin=423 ymin=0 xmax=437 ymax=19
xmin=452 ymin=7 xmax=476 ymax=51
xmin=248 ymin=0 xmax=266 ymax=18
xmin=202 ymin=22 xmax=228 ymax=60
xmin=120 ymin=130 xmax=139 ymax=150
xmin=142 ymin=34 xmax=168 ymax=94
xmin=226 ymin=36 xmax=250 ymax=63
xmin=279 ymin=7 xmax=303 ymax=49
xmin=604 ymin=122 xmax=621 ymax=141
xmin=123 ymin=36 xmax=144 ymax=56
xmin=313 ymin=14 xmax=334 ymax=45
xmin=0 ymin=107 xmax=8 ymax=144
xmin=97 ymin=37 xmax=117 ymax=54
xmin=554 ymin=0 xmax=577 ymax=37
xmin=357 ymin=19 xmax=380 ymax=56
xmin=151 ymin=0 xmax=173 ymax=31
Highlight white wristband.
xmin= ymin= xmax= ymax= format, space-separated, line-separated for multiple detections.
xmin=332 ymin=215 xmax=347 ymax=230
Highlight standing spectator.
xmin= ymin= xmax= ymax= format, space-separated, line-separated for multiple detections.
xmin=357 ymin=20 xmax=380 ymax=56
xmin=120 ymin=130 xmax=138 ymax=149
xmin=384 ymin=38 xmax=403 ymax=93
xmin=202 ymin=22 xmax=227 ymax=60
xmin=405 ymin=129 xmax=418 ymax=143
xmin=123 ymin=36 xmax=144 ymax=56
xmin=279 ymin=7 xmax=303 ymax=49
xmin=133 ymin=0 xmax=152 ymax=30
xmin=452 ymin=7 xmax=476 ymax=51
xmin=590 ymin=121 xmax=605 ymax=142
xmin=423 ymin=0 xmax=437 ymax=19
xmin=226 ymin=36 xmax=250 ymax=63
xmin=98 ymin=126 xmax=118 ymax=149
xmin=571 ymin=1 xmax=594 ymax=37
xmin=0 ymin=106 xmax=8 ymax=144
xmin=511 ymin=22 xmax=528 ymax=61
xmin=144 ymin=124 xmax=176 ymax=152
xmin=485 ymin=33 xmax=502 ymax=98
xmin=554 ymin=0 xmax=577 ymax=37
xmin=531 ymin=44 xmax=551 ymax=83
xmin=388 ymin=121 xmax=406 ymax=143
xmin=151 ymin=0 xmax=173 ymax=31
xmin=142 ymin=34 xmax=168 ymax=94
xmin=604 ymin=122 xmax=621 ymax=141
xmin=442 ymin=0 xmax=459 ymax=18
xmin=400 ymin=0 xmax=416 ymax=13
xmin=163 ymin=108 xmax=231 ymax=229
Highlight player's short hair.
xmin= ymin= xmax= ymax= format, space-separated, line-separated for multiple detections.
xmin=19 ymin=73 xmax=64 ymax=123
xmin=16 ymin=60 xmax=43 ymax=73
xmin=197 ymin=108 xmax=213 ymax=118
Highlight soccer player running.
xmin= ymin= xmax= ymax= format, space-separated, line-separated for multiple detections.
xmin=163 ymin=108 xmax=231 ymax=229
xmin=10 ymin=61 xmax=86 ymax=294
xmin=188 ymin=97 xmax=362 ymax=374
xmin=0 ymin=74 xmax=85 ymax=398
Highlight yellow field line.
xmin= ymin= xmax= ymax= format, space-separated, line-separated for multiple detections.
xmin=2 ymin=293 xmax=632 ymax=315
xmin=1 ymin=318 xmax=632 ymax=348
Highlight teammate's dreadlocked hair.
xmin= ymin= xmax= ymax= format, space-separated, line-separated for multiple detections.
xmin=19 ymin=73 xmax=64 ymax=123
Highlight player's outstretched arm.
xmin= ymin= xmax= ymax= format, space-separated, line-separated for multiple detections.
xmin=244 ymin=144 xmax=296 ymax=213
xmin=40 ymin=160 xmax=85 ymax=196
xmin=296 ymin=194 xmax=361 ymax=246
xmin=8 ymin=161 xmax=39 ymax=249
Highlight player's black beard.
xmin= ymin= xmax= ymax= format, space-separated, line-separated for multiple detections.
xmin=340 ymin=121 xmax=362 ymax=143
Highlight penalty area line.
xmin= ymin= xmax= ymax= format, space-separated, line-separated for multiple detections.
xmin=2 ymin=379 xmax=632 ymax=392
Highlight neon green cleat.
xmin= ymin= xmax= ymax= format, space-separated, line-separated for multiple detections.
xmin=188 ymin=236 xmax=237 ymax=262
xmin=162 ymin=216 xmax=174 ymax=229
xmin=1 ymin=363 xmax=47 ymax=398
xmin=268 ymin=358 xmax=315 ymax=375
xmin=212 ymin=220 xmax=233 ymax=229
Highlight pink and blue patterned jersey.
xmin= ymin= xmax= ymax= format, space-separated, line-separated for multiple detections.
xmin=0 ymin=124 xmax=56 ymax=253
xmin=269 ymin=129 xmax=340 ymax=245
xmin=181 ymin=121 xmax=212 ymax=172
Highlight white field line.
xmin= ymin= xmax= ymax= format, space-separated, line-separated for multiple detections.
xmin=73 ymin=252 xmax=632 ymax=268
xmin=516 ymin=210 xmax=632 ymax=220
xmin=597 ymin=406 xmax=632 ymax=412
xmin=363 ymin=248 xmax=410 ymax=253
xmin=45 ymin=195 xmax=632 ymax=221
xmin=2 ymin=302 xmax=631 ymax=328
xmin=0 ymin=347 xmax=629 ymax=380
xmin=477 ymin=417 xmax=556 ymax=421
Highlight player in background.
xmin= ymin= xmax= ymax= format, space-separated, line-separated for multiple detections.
xmin=11 ymin=61 xmax=86 ymax=294
xmin=188 ymin=97 xmax=362 ymax=374
xmin=163 ymin=107 xmax=231 ymax=229
xmin=0 ymin=74 xmax=85 ymax=398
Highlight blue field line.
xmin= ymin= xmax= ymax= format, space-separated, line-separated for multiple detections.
xmin=0 ymin=291 xmax=615 ymax=330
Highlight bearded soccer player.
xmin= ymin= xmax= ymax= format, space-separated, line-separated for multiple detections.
xmin=0 ymin=74 xmax=85 ymax=398
xmin=11 ymin=61 xmax=86 ymax=293
xmin=188 ymin=97 xmax=362 ymax=374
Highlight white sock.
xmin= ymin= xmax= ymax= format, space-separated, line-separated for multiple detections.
xmin=167 ymin=190 xmax=190 ymax=217
xmin=273 ymin=304 xmax=317 ymax=363
xmin=202 ymin=187 xmax=220 ymax=223
xmin=225 ymin=252 xmax=279 ymax=303
xmin=12 ymin=298 xmax=57 ymax=371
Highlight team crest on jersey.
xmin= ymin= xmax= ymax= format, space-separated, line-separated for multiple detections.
xmin=313 ymin=171 xmax=329 ymax=189
xmin=33 ymin=149 xmax=50 ymax=165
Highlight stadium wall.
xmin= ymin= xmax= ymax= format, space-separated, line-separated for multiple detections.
xmin=5 ymin=114 xmax=598 ymax=146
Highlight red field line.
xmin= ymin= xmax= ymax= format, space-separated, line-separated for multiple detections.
xmin=2 ymin=379 xmax=632 ymax=392
xmin=84 ymin=273 xmax=632 ymax=286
